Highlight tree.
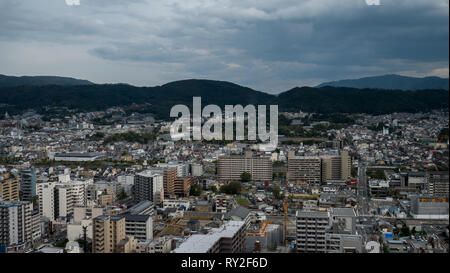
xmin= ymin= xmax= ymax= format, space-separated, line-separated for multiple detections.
xmin=399 ymin=225 xmax=410 ymax=237
xmin=117 ymin=191 xmax=128 ymax=200
xmin=190 ymin=184 xmax=202 ymax=196
xmin=240 ymin=172 xmax=252 ymax=183
xmin=272 ymin=186 xmax=282 ymax=200
xmin=220 ymin=181 xmax=242 ymax=195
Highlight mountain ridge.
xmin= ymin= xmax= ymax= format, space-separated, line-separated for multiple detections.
xmin=316 ymin=74 xmax=449 ymax=90
xmin=0 ymin=74 xmax=94 ymax=87
xmin=0 ymin=78 xmax=448 ymax=120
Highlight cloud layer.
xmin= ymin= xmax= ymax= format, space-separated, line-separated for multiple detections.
xmin=0 ymin=0 xmax=448 ymax=93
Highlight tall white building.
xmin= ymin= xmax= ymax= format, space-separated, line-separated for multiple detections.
xmin=0 ymin=200 xmax=33 ymax=252
xmin=37 ymin=181 xmax=86 ymax=221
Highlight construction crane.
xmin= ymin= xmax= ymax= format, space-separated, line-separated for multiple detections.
xmin=283 ymin=172 xmax=289 ymax=247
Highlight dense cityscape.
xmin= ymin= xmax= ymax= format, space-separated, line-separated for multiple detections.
xmin=0 ymin=107 xmax=448 ymax=253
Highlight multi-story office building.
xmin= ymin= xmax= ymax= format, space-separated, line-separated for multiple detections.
xmin=217 ymin=152 xmax=272 ymax=182
xmin=134 ymin=171 xmax=164 ymax=204
xmin=174 ymin=221 xmax=246 ymax=253
xmin=124 ymin=214 xmax=153 ymax=241
xmin=20 ymin=169 xmax=36 ymax=202
xmin=92 ymin=215 xmax=126 ymax=253
xmin=0 ymin=175 xmax=19 ymax=201
xmin=0 ymin=200 xmax=33 ymax=253
xmin=426 ymin=171 xmax=449 ymax=197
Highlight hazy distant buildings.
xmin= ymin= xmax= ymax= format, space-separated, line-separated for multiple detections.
xmin=53 ymin=152 xmax=105 ymax=162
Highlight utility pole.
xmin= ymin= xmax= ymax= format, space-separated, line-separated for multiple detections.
xmin=82 ymin=226 xmax=88 ymax=253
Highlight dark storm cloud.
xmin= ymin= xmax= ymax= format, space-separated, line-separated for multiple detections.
xmin=0 ymin=0 xmax=448 ymax=92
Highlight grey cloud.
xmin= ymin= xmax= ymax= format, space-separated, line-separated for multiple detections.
xmin=0 ymin=0 xmax=448 ymax=93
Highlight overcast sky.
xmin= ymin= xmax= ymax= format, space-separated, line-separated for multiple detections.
xmin=0 ymin=0 xmax=448 ymax=93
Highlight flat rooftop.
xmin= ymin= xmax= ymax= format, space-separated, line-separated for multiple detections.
xmin=173 ymin=220 xmax=245 ymax=253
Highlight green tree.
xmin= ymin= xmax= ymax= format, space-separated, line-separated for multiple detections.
xmin=220 ymin=181 xmax=242 ymax=195
xmin=272 ymin=186 xmax=282 ymax=200
xmin=399 ymin=225 xmax=411 ymax=237
xmin=240 ymin=172 xmax=252 ymax=183
xmin=190 ymin=184 xmax=202 ymax=196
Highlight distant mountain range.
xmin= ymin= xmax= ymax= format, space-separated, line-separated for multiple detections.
xmin=0 ymin=74 xmax=93 ymax=87
xmin=0 ymin=75 xmax=448 ymax=119
xmin=317 ymin=74 xmax=449 ymax=90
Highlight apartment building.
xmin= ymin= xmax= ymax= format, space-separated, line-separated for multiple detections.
xmin=0 ymin=175 xmax=19 ymax=201
xmin=296 ymin=208 xmax=361 ymax=253
xmin=217 ymin=153 xmax=272 ymax=182
xmin=0 ymin=200 xmax=33 ymax=253
xmin=321 ymin=150 xmax=351 ymax=183
xmin=148 ymin=167 xmax=177 ymax=199
xmin=37 ymin=181 xmax=86 ymax=221
xmin=124 ymin=214 xmax=153 ymax=241
xmin=288 ymin=156 xmax=322 ymax=186
xmin=134 ymin=171 xmax=164 ymax=204
xmin=426 ymin=171 xmax=449 ymax=197
xmin=20 ymin=169 xmax=36 ymax=202
xmin=296 ymin=210 xmax=330 ymax=253
xmin=92 ymin=215 xmax=126 ymax=253
xmin=174 ymin=177 xmax=191 ymax=197
xmin=288 ymin=151 xmax=351 ymax=186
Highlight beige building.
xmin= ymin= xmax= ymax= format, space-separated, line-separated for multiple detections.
xmin=321 ymin=150 xmax=351 ymax=183
xmin=174 ymin=177 xmax=191 ymax=197
xmin=288 ymin=151 xmax=351 ymax=186
xmin=287 ymin=156 xmax=322 ymax=186
xmin=92 ymin=215 xmax=126 ymax=253
xmin=0 ymin=176 xmax=19 ymax=201
xmin=217 ymin=152 xmax=272 ymax=182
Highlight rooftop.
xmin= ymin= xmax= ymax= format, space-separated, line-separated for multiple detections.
xmin=173 ymin=220 xmax=245 ymax=253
